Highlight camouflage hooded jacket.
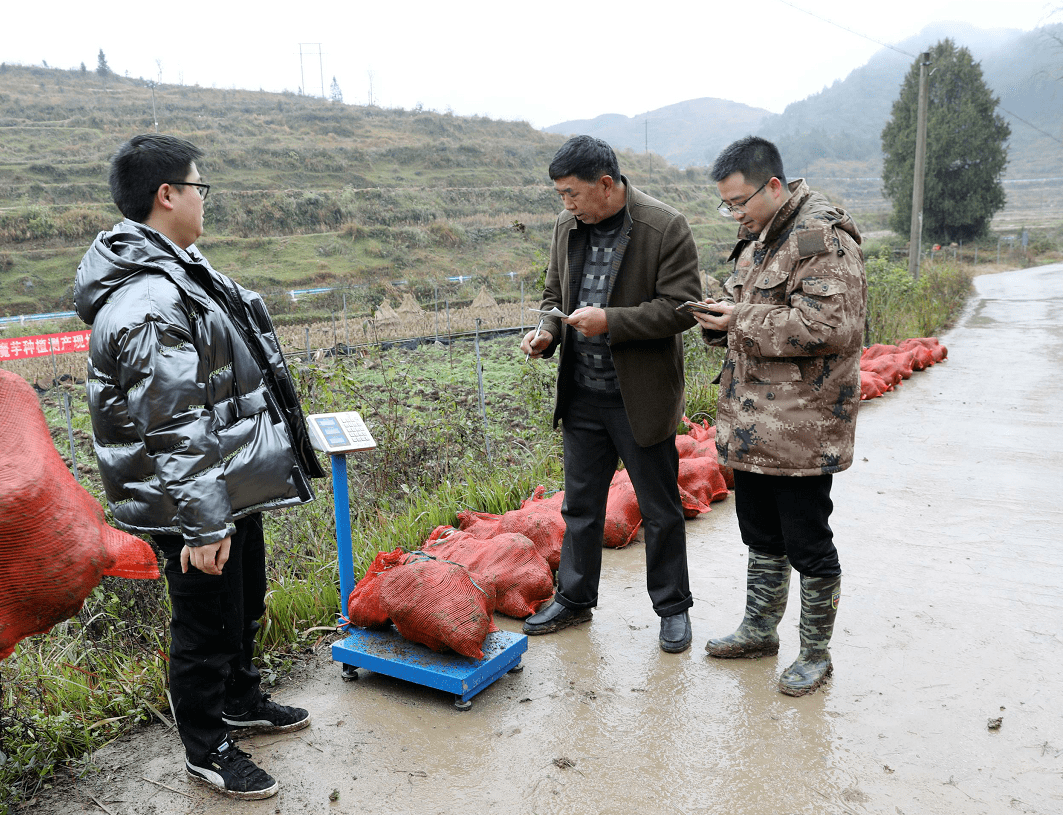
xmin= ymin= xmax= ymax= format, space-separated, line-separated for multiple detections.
xmin=704 ymin=180 xmax=867 ymax=476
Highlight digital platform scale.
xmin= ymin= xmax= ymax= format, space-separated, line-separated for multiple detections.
xmin=307 ymin=411 xmax=377 ymax=455
xmin=308 ymin=411 xmax=527 ymax=709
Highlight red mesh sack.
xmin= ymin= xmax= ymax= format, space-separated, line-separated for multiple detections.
xmin=455 ymin=508 xmax=503 ymax=538
xmin=899 ymin=337 xmax=947 ymax=364
xmin=679 ymin=485 xmax=711 ymax=518
xmin=899 ymin=342 xmax=934 ymax=370
xmin=860 ymin=353 xmax=912 ymax=387
xmin=458 ymin=491 xmax=565 ymax=571
xmin=675 ymin=433 xmax=715 ymax=459
xmin=516 ymin=478 xmax=642 ymax=551
xmin=680 ymin=416 xmax=716 ymax=443
xmin=422 ymin=527 xmax=553 ymax=618
xmin=860 ymin=370 xmax=891 ymax=401
xmin=0 ymin=370 xmax=159 ymax=661
xmin=520 ymin=485 xmax=562 ymax=510
xmin=377 ymin=555 xmax=497 ymax=659
xmin=346 ymin=548 xmax=408 ymax=628
xmin=678 ymin=456 xmax=729 ymax=515
xmin=604 ymin=471 xmax=642 ymax=549
xmin=861 ymin=343 xmax=901 ymax=361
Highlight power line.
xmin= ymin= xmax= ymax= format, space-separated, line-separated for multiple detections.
xmin=772 ymin=0 xmax=918 ymax=59
xmin=999 ymin=107 xmax=1063 ymax=145
xmin=774 ymin=0 xmax=1063 ymax=145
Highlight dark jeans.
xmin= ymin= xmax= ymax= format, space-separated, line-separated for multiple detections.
xmin=733 ymin=470 xmax=841 ymax=577
xmin=555 ymin=392 xmax=692 ymax=617
xmin=154 ymin=514 xmax=267 ymax=763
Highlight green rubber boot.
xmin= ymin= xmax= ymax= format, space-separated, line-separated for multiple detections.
xmin=779 ymin=574 xmax=841 ymax=697
xmin=705 ymin=550 xmax=791 ymax=658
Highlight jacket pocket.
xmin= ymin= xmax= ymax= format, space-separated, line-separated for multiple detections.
xmin=746 ymin=360 xmax=801 ymax=384
xmin=751 ymin=266 xmax=790 ymax=296
xmin=800 ymin=277 xmax=848 ymax=297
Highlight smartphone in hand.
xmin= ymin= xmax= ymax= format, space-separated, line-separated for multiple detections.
xmin=676 ymin=301 xmax=725 ymax=316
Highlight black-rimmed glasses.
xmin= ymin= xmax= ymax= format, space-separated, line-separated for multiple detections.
xmin=167 ymin=181 xmax=211 ymax=201
xmin=717 ymin=181 xmax=767 ymax=217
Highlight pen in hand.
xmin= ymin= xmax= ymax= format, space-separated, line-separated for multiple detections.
xmin=525 ymin=317 xmax=545 ymax=361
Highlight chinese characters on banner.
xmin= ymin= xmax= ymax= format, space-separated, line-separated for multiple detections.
xmin=0 ymin=330 xmax=91 ymax=361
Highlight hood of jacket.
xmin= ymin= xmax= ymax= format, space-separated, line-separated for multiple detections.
xmin=75 ymin=220 xmax=208 ymax=326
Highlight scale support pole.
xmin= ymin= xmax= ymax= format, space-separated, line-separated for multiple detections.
xmin=331 ymin=453 xmax=355 ymax=619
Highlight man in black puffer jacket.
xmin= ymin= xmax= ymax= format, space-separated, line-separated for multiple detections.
xmin=75 ymin=134 xmax=325 ymax=800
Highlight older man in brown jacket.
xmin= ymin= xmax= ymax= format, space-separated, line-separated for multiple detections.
xmin=693 ymin=136 xmax=867 ymax=696
xmin=520 ymin=136 xmax=701 ymax=653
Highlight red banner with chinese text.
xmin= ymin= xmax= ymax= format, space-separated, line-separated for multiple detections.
xmin=0 ymin=330 xmax=91 ymax=361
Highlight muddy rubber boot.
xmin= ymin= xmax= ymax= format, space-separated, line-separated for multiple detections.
xmin=705 ymin=550 xmax=791 ymax=658
xmin=779 ymin=574 xmax=841 ymax=697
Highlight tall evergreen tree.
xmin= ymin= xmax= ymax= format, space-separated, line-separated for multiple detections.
xmin=881 ymin=39 xmax=1010 ymax=243
xmin=329 ymin=76 xmax=343 ymax=103
xmin=96 ymin=49 xmax=111 ymax=77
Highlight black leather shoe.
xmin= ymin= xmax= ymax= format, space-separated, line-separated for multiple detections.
xmin=660 ymin=610 xmax=692 ymax=653
xmin=522 ymin=600 xmax=592 ymax=635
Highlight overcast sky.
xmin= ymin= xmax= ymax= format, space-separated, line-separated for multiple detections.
xmin=3 ymin=0 xmax=1058 ymax=129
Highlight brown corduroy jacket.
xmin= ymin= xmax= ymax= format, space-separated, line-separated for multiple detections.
xmin=539 ymin=179 xmax=701 ymax=447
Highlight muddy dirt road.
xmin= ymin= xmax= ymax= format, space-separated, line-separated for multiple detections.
xmin=29 ymin=263 xmax=1063 ymax=814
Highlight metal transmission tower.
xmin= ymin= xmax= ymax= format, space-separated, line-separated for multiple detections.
xmin=298 ymin=43 xmax=326 ymax=97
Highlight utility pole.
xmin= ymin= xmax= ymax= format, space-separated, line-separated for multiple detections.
xmin=908 ymin=51 xmax=931 ymax=281
xmin=298 ymin=43 xmax=325 ymax=97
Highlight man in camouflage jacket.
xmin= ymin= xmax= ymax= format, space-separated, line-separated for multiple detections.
xmin=692 ymin=136 xmax=867 ymax=696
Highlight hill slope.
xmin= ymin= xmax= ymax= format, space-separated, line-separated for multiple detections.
xmin=0 ymin=66 xmax=733 ymax=318
xmin=545 ymin=97 xmax=772 ymax=169
xmin=545 ymin=23 xmax=1063 ymax=181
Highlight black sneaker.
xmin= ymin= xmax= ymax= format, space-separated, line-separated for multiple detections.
xmin=222 ymin=693 xmax=311 ymax=734
xmin=185 ymin=737 xmax=278 ymax=800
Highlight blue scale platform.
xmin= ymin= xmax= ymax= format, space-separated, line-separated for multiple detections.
xmin=324 ymin=448 xmax=528 ymax=709
xmin=331 ymin=626 xmax=527 ymax=706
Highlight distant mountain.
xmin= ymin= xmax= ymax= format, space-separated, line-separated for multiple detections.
xmin=545 ymin=23 xmax=1063 ymax=180
xmin=544 ymin=97 xmax=772 ymax=169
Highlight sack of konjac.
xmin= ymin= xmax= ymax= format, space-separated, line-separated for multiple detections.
xmin=0 ymin=370 xmax=159 ymax=661
xmin=898 ymin=337 xmax=947 ymax=365
xmin=422 ymin=527 xmax=553 ymax=618
xmin=604 ymin=471 xmax=642 ymax=549
xmin=458 ymin=489 xmax=565 ymax=571
xmin=860 ymin=369 xmax=891 ymax=401
xmin=377 ymin=555 xmax=498 ymax=659
xmin=678 ymin=456 xmax=730 ymax=510
xmin=679 ymin=418 xmax=734 ymax=488
xmin=860 ymin=352 xmax=914 ymax=388
xmin=346 ymin=548 xmax=408 ymax=628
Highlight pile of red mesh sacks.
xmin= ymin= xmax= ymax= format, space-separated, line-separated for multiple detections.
xmin=0 ymin=370 xmax=159 ymax=661
xmin=345 ymin=415 xmax=732 ymax=659
xmin=860 ymin=337 xmax=948 ymax=401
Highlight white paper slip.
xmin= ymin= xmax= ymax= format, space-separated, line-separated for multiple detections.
xmin=528 ymin=307 xmax=568 ymax=317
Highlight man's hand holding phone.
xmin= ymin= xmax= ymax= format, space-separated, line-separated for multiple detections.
xmin=677 ymin=299 xmax=733 ymax=331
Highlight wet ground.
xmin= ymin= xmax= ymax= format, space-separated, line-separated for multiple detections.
xmin=29 ymin=263 xmax=1063 ymax=815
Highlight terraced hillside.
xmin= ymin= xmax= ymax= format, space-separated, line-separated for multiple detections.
xmin=0 ymin=64 xmax=734 ymax=324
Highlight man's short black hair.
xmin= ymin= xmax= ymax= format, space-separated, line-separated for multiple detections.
xmin=109 ymin=134 xmax=203 ymax=223
xmin=549 ymin=135 xmax=621 ymax=183
xmin=711 ymin=136 xmax=787 ymax=188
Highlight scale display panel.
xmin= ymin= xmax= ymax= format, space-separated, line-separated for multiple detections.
xmin=307 ymin=411 xmax=377 ymax=454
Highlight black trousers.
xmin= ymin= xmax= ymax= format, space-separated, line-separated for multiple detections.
xmin=732 ymin=469 xmax=841 ymax=577
xmin=154 ymin=514 xmax=267 ymax=763
xmin=555 ymin=392 xmax=692 ymax=617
